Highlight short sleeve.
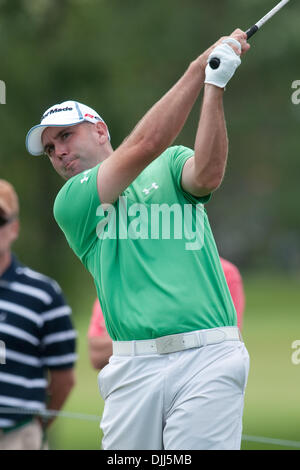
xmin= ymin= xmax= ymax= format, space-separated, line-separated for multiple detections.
xmin=168 ymin=146 xmax=212 ymax=205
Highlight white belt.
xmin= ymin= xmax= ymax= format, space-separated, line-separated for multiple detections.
xmin=112 ymin=327 xmax=242 ymax=356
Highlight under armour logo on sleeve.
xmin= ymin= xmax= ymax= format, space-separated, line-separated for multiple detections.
xmin=142 ymin=182 xmax=159 ymax=195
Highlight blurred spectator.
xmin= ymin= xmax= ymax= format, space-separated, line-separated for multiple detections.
xmin=88 ymin=257 xmax=245 ymax=370
xmin=220 ymin=257 xmax=245 ymax=330
xmin=88 ymin=299 xmax=113 ymax=370
xmin=0 ymin=180 xmax=77 ymax=450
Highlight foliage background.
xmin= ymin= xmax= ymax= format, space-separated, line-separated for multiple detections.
xmin=0 ymin=0 xmax=299 ymax=449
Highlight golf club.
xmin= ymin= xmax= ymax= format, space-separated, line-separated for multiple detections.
xmin=209 ymin=0 xmax=290 ymax=70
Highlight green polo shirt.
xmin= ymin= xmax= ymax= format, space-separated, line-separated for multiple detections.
xmin=54 ymin=146 xmax=237 ymax=340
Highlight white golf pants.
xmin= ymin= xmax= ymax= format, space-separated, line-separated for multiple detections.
xmin=98 ymin=337 xmax=249 ymax=450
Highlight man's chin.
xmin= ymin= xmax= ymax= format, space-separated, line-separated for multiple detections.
xmin=62 ymin=162 xmax=98 ymax=180
xmin=63 ymin=164 xmax=82 ymax=180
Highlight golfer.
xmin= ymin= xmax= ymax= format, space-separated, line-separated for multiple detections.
xmin=26 ymin=29 xmax=250 ymax=450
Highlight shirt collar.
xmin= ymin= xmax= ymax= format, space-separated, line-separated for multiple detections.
xmin=1 ymin=254 xmax=21 ymax=281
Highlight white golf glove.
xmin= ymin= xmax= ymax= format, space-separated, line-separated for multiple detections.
xmin=205 ymin=38 xmax=242 ymax=89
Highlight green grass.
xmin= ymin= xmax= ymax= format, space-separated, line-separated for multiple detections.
xmin=48 ymin=273 xmax=300 ymax=450
xmin=241 ymin=274 xmax=300 ymax=450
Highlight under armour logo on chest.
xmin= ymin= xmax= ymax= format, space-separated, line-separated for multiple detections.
xmin=142 ymin=182 xmax=159 ymax=195
xmin=81 ymin=169 xmax=92 ymax=184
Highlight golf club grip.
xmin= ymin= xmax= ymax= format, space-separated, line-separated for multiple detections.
xmin=246 ymin=24 xmax=259 ymax=39
xmin=209 ymin=25 xmax=259 ymax=70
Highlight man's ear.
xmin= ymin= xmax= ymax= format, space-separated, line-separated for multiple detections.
xmin=9 ymin=218 xmax=20 ymax=243
xmin=94 ymin=121 xmax=109 ymax=144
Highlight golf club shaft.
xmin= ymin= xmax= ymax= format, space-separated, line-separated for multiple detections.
xmin=246 ymin=0 xmax=290 ymax=38
xmin=209 ymin=0 xmax=290 ymax=69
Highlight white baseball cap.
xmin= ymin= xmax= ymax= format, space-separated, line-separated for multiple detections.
xmin=26 ymin=100 xmax=110 ymax=156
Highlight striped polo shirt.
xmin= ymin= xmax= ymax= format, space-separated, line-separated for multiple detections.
xmin=0 ymin=255 xmax=77 ymax=429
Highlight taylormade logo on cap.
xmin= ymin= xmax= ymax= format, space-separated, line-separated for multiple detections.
xmin=25 ymin=100 xmax=110 ymax=156
xmin=42 ymin=106 xmax=73 ymax=120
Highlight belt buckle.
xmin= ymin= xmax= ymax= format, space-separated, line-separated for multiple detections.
xmin=155 ymin=334 xmax=185 ymax=354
